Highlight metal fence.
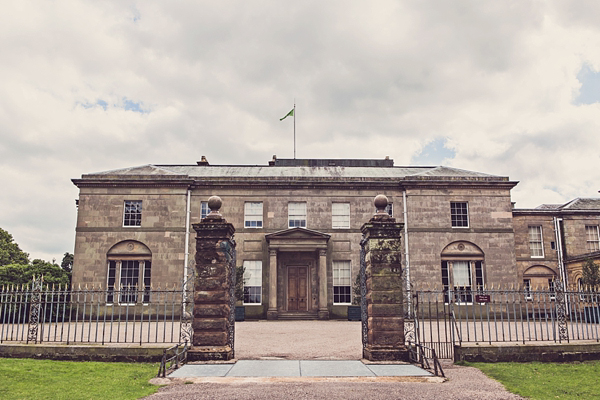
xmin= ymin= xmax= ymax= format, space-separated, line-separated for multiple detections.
xmin=414 ymin=287 xmax=600 ymax=359
xmin=0 ymin=283 xmax=193 ymax=345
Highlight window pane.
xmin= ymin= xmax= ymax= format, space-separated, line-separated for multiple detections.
xmin=332 ymin=203 xmax=350 ymax=229
xmin=528 ymin=226 xmax=544 ymax=257
xmin=243 ymin=260 xmax=262 ymax=304
xmin=586 ymin=225 xmax=600 ymax=252
xmin=453 ymin=261 xmax=471 ymax=287
xmin=450 ymin=202 xmax=468 ymax=227
xmin=288 ymin=202 xmax=307 ymax=228
xmin=244 ymin=202 xmax=263 ymax=228
xmin=333 ymin=261 xmax=351 ymax=303
xmin=123 ymin=200 xmax=142 ymax=227
xmin=201 ymin=201 xmax=210 ymax=219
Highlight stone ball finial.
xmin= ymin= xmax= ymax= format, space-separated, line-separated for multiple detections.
xmin=374 ymin=194 xmax=388 ymax=214
xmin=207 ymin=196 xmax=222 ymax=214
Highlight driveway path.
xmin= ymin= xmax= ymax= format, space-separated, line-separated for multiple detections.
xmin=146 ymin=320 xmax=522 ymax=399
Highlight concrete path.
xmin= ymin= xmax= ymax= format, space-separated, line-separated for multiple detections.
xmin=169 ymin=360 xmax=433 ymax=378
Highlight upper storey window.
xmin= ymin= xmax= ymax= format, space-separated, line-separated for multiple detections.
xmin=586 ymin=225 xmax=600 ymax=252
xmin=201 ymin=201 xmax=210 ymax=219
xmin=244 ymin=202 xmax=263 ymax=228
xmin=123 ymin=201 xmax=142 ymax=227
xmin=288 ymin=202 xmax=307 ymax=228
xmin=450 ymin=202 xmax=469 ymax=228
xmin=528 ymin=225 xmax=544 ymax=257
xmin=332 ymin=203 xmax=350 ymax=229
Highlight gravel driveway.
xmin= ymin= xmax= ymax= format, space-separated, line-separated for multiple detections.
xmin=146 ymin=320 xmax=523 ymax=399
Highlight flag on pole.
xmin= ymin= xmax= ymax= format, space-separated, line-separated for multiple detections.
xmin=280 ymin=108 xmax=294 ymax=121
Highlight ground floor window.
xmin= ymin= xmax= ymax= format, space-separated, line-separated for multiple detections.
xmin=441 ymin=260 xmax=484 ymax=303
xmin=523 ymin=279 xmax=532 ymax=300
xmin=243 ymin=260 xmax=262 ymax=304
xmin=107 ymin=260 xmax=151 ymax=304
xmin=333 ymin=260 xmax=351 ymax=304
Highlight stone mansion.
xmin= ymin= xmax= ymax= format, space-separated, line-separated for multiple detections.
xmin=71 ymin=156 xmax=600 ymax=319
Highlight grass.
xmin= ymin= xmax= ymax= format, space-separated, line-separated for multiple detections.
xmin=0 ymin=358 xmax=160 ymax=399
xmin=466 ymin=361 xmax=600 ymax=399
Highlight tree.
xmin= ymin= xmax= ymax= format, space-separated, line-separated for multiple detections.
xmin=0 ymin=260 xmax=71 ymax=288
xmin=582 ymin=258 xmax=600 ymax=288
xmin=61 ymin=252 xmax=73 ymax=273
xmin=0 ymin=227 xmax=29 ymax=266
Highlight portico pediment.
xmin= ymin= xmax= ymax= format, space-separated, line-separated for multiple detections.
xmin=266 ymin=228 xmax=330 ymax=251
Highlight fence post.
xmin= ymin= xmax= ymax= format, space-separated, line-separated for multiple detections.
xmin=187 ymin=196 xmax=236 ymax=361
xmin=360 ymin=194 xmax=408 ymax=361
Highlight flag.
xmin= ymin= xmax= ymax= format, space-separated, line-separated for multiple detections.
xmin=280 ymin=108 xmax=294 ymax=121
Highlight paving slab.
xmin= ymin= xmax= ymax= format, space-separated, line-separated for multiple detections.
xmin=300 ymin=360 xmax=374 ymax=377
xmin=169 ymin=364 xmax=233 ymax=378
xmin=366 ymin=364 xmax=433 ymax=376
xmin=169 ymin=360 xmax=432 ymax=378
xmin=226 ymin=360 xmax=300 ymax=377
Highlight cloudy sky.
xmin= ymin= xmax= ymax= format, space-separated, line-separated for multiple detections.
xmin=1 ymin=1 xmax=600 ymax=262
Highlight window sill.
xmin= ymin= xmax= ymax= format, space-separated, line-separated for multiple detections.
xmin=242 ymin=303 xmax=262 ymax=306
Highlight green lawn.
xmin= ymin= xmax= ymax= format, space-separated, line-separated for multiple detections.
xmin=0 ymin=358 xmax=160 ymax=399
xmin=467 ymin=361 xmax=600 ymax=399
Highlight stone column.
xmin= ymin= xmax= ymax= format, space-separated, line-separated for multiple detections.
xmin=188 ymin=196 xmax=235 ymax=361
xmin=318 ymin=249 xmax=329 ymax=320
xmin=361 ymin=194 xmax=407 ymax=361
xmin=267 ymin=249 xmax=278 ymax=320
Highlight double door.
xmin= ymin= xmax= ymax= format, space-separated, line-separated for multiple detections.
xmin=287 ymin=266 xmax=307 ymax=311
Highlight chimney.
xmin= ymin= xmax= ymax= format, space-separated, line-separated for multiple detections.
xmin=197 ymin=156 xmax=210 ymax=166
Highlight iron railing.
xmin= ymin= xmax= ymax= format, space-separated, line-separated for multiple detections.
xmin=414 ymin=288 xmax=600 ymax=359
xmin=0 ymin=283 xmax=193 ymax=345
xmin=158 ymin=341 xmax=190 ymax=377
xmin=407 ymin=341 xmax=445 ymax=377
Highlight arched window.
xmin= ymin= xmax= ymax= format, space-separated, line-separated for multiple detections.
xmin=522 ymin=265 xmax=557 ymax=300
xmin=106 ymin=240 xmax=152 ymax=304
xmin=440 ymin=241 xmax=484 ymax=303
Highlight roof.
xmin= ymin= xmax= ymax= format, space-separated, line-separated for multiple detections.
xmin=83 ymin=164 xmax=503 ymax=180
xmin=514 ymin=198 xmax=600 ymax=214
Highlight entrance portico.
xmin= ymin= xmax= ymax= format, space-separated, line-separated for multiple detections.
xmin=265 ymin=228 xmax=330 ymax=320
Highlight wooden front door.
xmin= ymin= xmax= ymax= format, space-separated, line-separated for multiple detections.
xmin=287 ymin=266 xmax=308 ymax=311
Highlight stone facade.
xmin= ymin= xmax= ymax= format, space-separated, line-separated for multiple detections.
xmin=513 ymin=198 xmax=600 ymax=290
xmin=71 ymin=157 xmax=536 ymax=319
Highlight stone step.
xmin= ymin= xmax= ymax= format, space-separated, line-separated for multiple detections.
xmin=277 ymin=312 xmax=319 ymax=321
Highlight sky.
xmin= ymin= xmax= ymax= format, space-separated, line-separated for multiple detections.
xmin=1 ymin=1 xmax=600 ymax=263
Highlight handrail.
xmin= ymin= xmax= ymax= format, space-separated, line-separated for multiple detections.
xmin=158 ymin=340 xmax=189 ymax=378
xmin=407 ymin=341 xmax=445 ymax=377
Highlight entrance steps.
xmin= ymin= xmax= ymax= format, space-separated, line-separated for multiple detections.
xmin=277 ymin=312 xmax=319 ymax=320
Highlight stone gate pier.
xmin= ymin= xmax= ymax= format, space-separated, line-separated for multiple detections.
xmin=187 ymin=196 xmax=236 ymax=361
xmin=361 ymin=194 xmax=408 ymax=361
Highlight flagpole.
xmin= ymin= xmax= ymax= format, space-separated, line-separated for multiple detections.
xmin=293 ymin=101 xmax=296 ymax=159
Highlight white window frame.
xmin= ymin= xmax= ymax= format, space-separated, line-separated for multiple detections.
xmin=523 ymin=279 xmax=532 ymax=300
xmin=106 ymin=259 xmax=151 ymax=305
xmin=450 ymin=202 xmax=469 ymax=228
xmin=528 ymin=225 xmax=544 ymax=258
xmin=288 ymin=202 xmax=307 ymax=228
xmin=441 ymin=260 xmax=484 ymax=304
xmin=244 ymin=202 xmax=263 ymax=228
xmin=123 ymin=200 xmax=142 ymax=227
xmin=201 ymin=201 xmax=210 ymax=219
xmin=385 ymin=203 xmax=393 ymax=217
xmin=333 ymin=260 xmax=352 ymax=304
xmin=332 ymin=203 xmax=350 ymax=229
xmin=243 ymin=260 xmax=262 ymax=305
xmin=585 ymin=225 xmax=600 ymax=252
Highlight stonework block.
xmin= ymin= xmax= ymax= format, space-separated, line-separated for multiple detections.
xmin=194 ymin=290 xmax=228 ymax=304
xmin=193 ymin=331 xmax=228 ymax=346
xmin=193 ymin=304 xmax=231 ymax=318
xmin=192 ymin=318 xmax=228 ymax=331
xmin=367 ymin=330 xmax=404 ymax=346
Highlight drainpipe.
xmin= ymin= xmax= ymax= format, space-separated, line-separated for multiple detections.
xmin=403 ymin=189 xmax=412 ymax=316
xmin=553 ymin=217 xmax=567 ymax=288
xmin=183 ymin=188 xmax=192 ymax=296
